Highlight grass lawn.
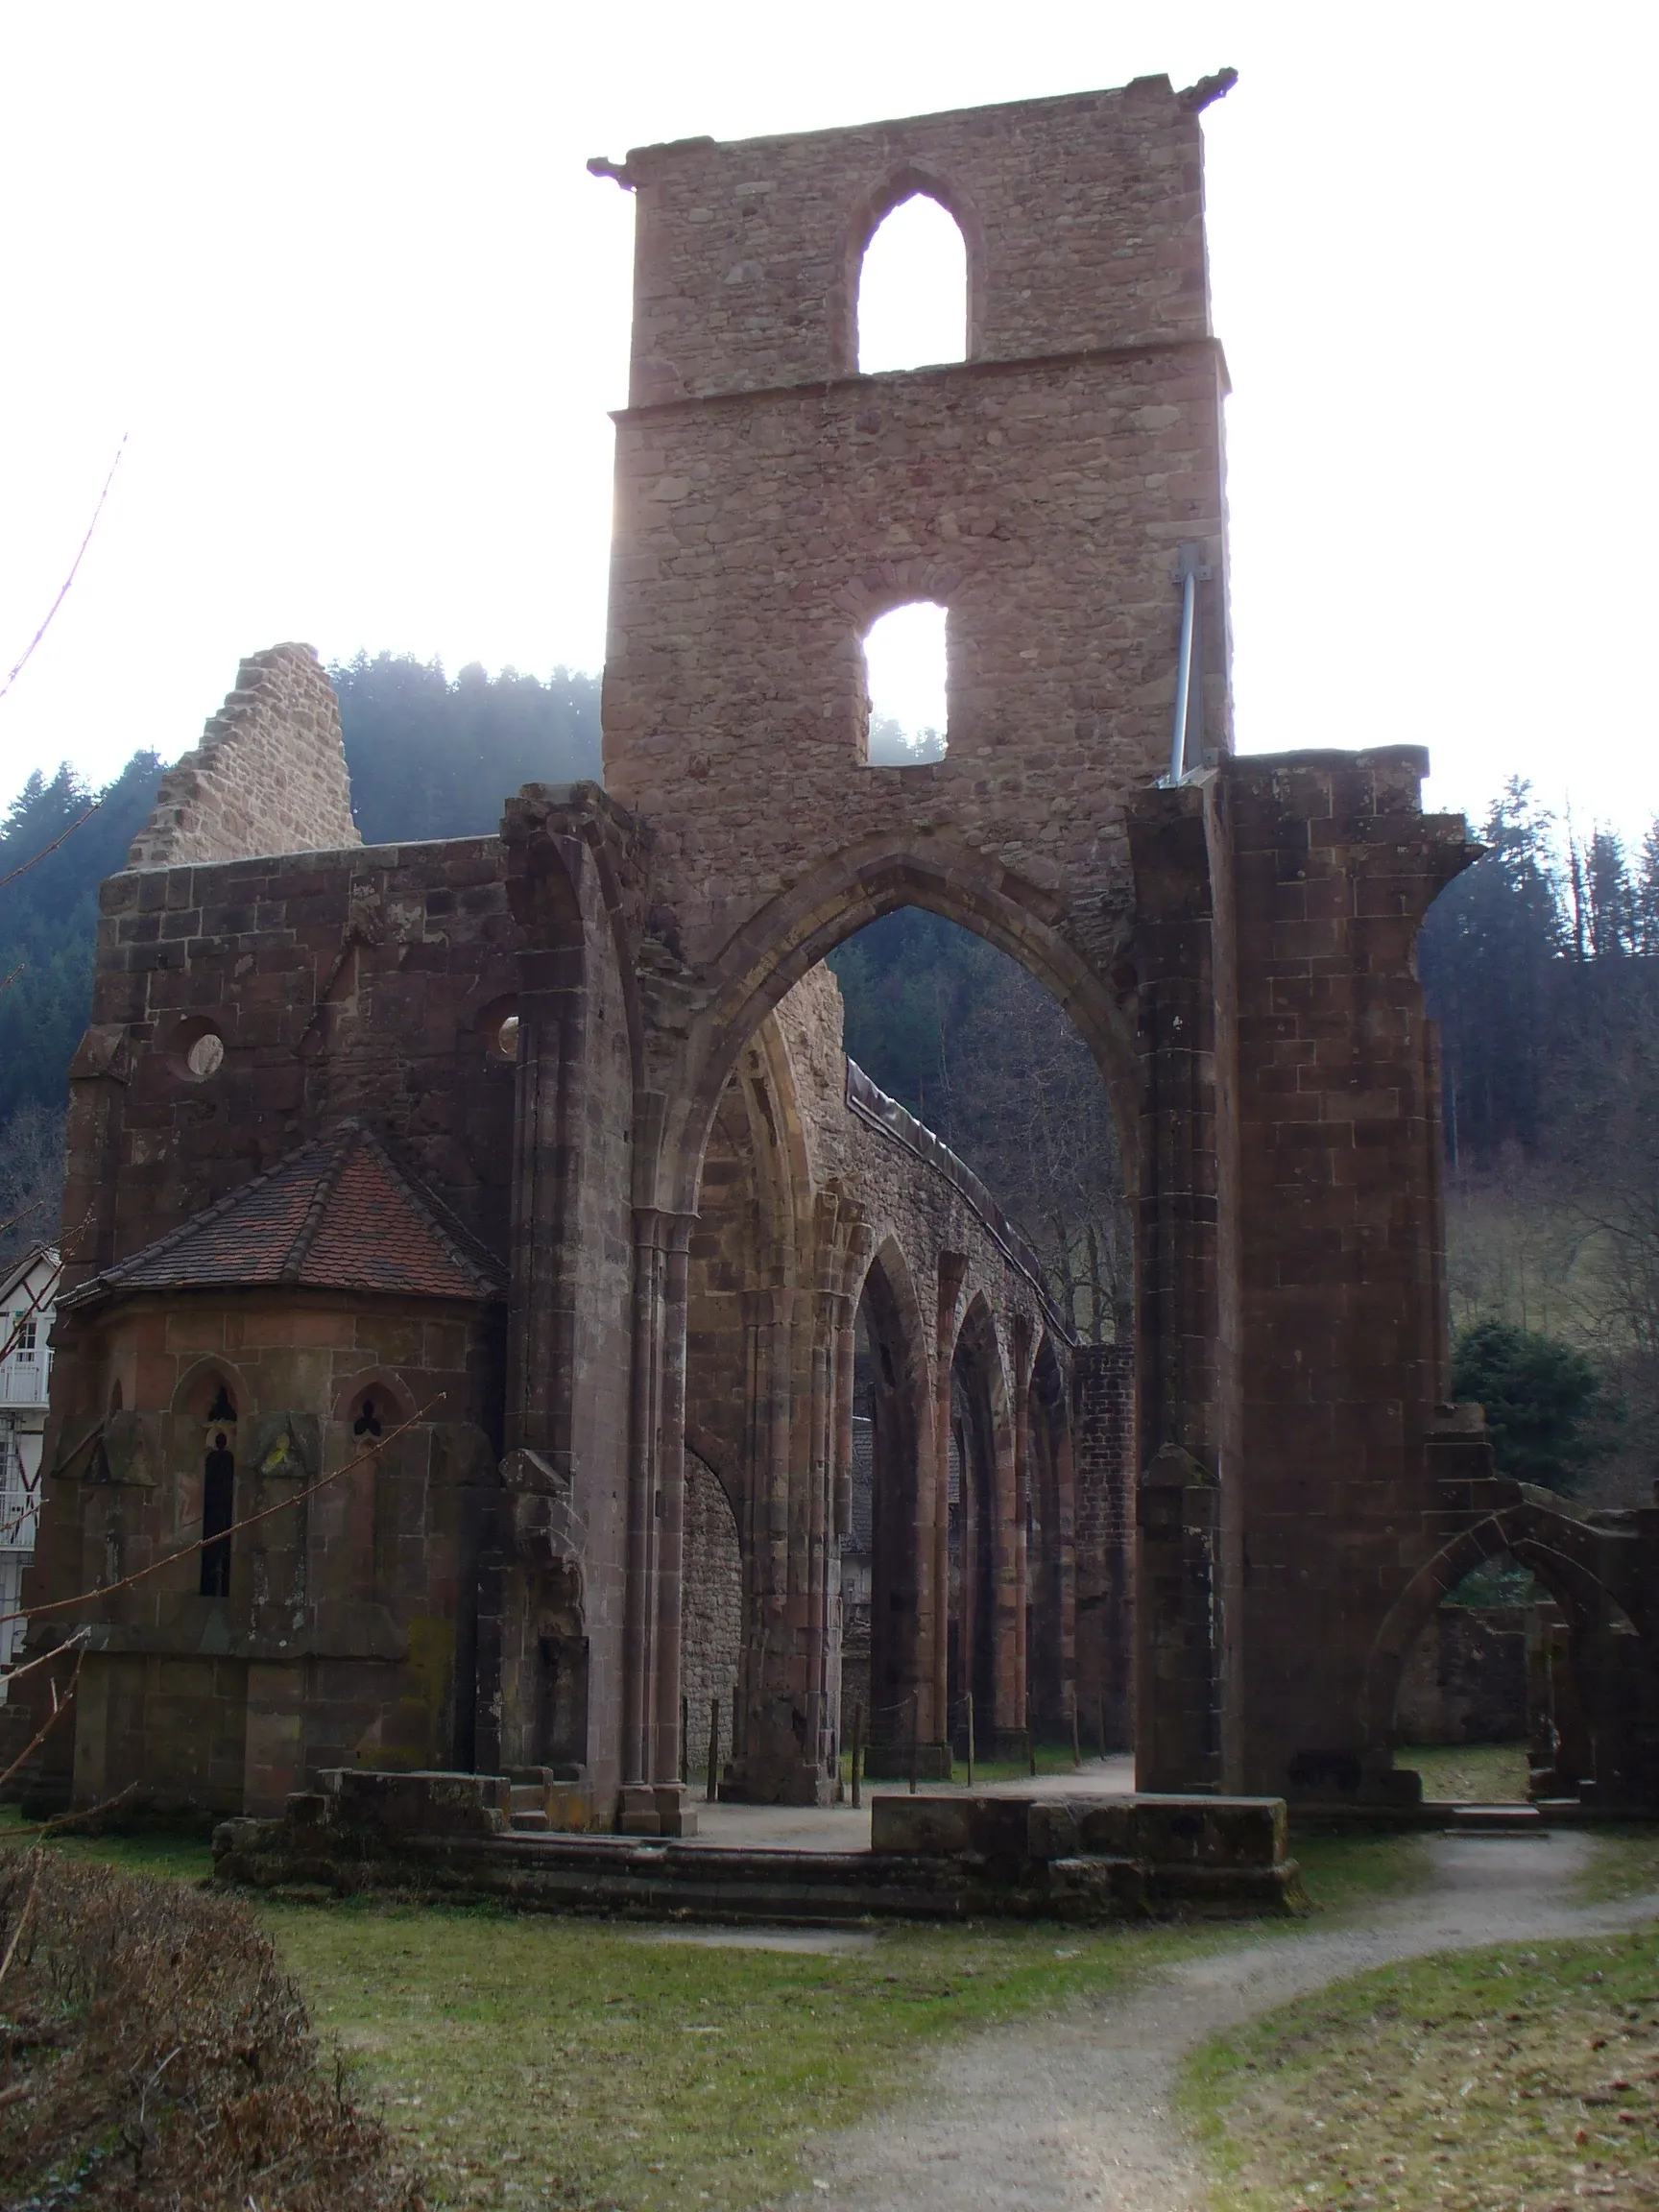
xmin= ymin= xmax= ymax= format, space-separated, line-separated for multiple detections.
xmin=273 ymin=1904 xmax=1192 ymax=2210
xmin=1184 ymin=1927 xmax=1659 ymax=2212
xmin=1398 ymin=1742 xmax=1529 ymax=1802
xmin=1577 ymin=1827 xmax=1659 ymax=1904
xmin=0 ymin=1810 xmax=1431 ymax=2211
xmin=1289 ymin=1829 xmax=1431 ymax=1915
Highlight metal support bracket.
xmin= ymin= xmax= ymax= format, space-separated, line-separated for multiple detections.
xmin=1160 ymin=542 xmax=1213 ymax=786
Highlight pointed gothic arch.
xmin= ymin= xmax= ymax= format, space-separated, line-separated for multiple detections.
xmin=830 ymin=160 xmax=986 ymax=375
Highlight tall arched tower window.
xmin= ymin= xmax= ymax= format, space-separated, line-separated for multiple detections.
xmin=856 ymin=194 xmax=968 ymax=373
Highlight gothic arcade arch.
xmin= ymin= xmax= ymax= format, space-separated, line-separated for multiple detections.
xmin=655 ymin=835 xmax=1138 ymax=1222
xmin=1362 ymin=1498 xmax=1656 ymax=1791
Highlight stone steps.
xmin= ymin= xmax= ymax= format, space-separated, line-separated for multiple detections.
xmin=1445 ymin=1802 xmax=1547 ymax=1834
xmin=509 ymin=1783 xmax=550 ymax=1832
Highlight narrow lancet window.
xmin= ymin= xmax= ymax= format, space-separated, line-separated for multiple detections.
xmin=856 ymin=195 xmax=967 ymax=373
xmin=200 ymin=1429 xmax=234 ymax=1598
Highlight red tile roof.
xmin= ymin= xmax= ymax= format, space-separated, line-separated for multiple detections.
xmin=63 ymin=1122 xmax=505 ymax=1308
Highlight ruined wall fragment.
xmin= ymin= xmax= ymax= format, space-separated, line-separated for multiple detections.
xmin=129 ymin=643 xmax=360 ymax=868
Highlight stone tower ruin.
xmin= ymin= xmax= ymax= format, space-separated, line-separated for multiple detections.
xmin=17 ymin=74 xmax=1656 ymax=1833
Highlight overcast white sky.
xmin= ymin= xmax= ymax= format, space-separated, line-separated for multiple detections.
xmin=3 ymin=2 xmax=1655 ymax=846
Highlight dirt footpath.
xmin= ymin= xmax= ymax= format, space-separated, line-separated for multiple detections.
xmin=794 ymin=1834 xmax=1659 ymax=2212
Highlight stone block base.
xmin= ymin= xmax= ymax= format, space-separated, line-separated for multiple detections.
xmin=716 ymin=1762 xmax=835 ymax=1807
xmin=213 ymin=1774 xmax=1305 ymax=1925
xmin=618 ymin=1783 xmax=700 ymax=1837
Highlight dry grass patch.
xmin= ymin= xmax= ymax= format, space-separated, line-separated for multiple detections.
xmin=0 ymin=1848 xmax=422 ymax=2209
xmin=1186 ymin=1929 xmax=1659 ymax=2211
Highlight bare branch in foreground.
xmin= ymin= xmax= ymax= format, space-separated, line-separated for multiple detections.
xmin=0 ymin=433 xmax=128 ymax=706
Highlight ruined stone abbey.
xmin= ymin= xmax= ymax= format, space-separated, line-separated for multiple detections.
xmin=17 ymin=73 xmax=1659 ymax=1830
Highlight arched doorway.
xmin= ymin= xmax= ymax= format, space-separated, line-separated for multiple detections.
xmin=1392 ymin=1551 xmax=1548 ymax=1802
xmin=1366 ymin=1501 xmax=1659 ymax=1808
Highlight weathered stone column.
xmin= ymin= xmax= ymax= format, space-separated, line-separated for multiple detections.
xmin=993 ymin=1372 xmax=1022 ymax=1747
xmin=616 ymin=1205 xmax=699 ymax=1825
xmin=730 ymin=1286 xmax=832 ymax=1799
xmin=1136 ymin=1443 xmax=1222 ymax=1790
xmin=928 ymin=1259 xmax=968 ymax=1776
xmin=1127 ymin=777 xmax=1238 ymax=1791
xmin=503 ymin=786 xmax=644 ymax=1819
xmin=1225 ymin=749 xmax=1474 ymax=1796
xmin=504 ymin=851 xmax=587 ymax=1469
xmin=1069 ymin=1341 xmax=1135 ymax=1751
xmin=803 ymin=1297 xmax=830 ymax=1772
xmin=1006 ymin=1324 xmax=1035 ymax=1751
xmin=649 ymin=1215 xmax=692 ymax=1787
xmin=620 ymin=1210 xmax=667 ymax=1789
xmin=826 ymin=1262 xmax=859 ymax=1768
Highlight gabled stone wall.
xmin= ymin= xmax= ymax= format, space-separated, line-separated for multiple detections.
xmin=66 ymin=834 xmax=520 ymax=1293
xmin=128 ymin=643 xmax=359 ymax=869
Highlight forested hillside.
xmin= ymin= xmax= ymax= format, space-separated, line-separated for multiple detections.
xmin=335 ymin=655 xmax=601 ymax=841
xmin=1419 ymin=782 xmax=1659 ymax=1500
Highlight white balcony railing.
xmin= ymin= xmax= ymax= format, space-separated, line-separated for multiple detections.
xmin=0 ymin=1359 xmax=50 ymax=1407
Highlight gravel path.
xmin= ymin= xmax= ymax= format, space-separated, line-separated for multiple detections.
xmin=792 ymin=1833 xmax=1659 ymax=2212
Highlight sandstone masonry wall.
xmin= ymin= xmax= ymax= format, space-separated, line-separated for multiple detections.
xmin=605 ymin=351 xmax=1228 ymax=966
xmin=1395 ymin=1604 xmax=1531 ymax=1746
xmin=601 ymin=77 xmax=1231 ymax=977
xmin=129 ymin=644 xmax=360 ymax=869
xmin=681 ymin=1454 xmax=742 ymax=1778
xmin=66 ymin=836 xmax=522 ymax=1292
xmin=612 ymin=79 xmax=1214 ymax=404
xmin=1070 ymin=1341 xmax=1135 ymax=1749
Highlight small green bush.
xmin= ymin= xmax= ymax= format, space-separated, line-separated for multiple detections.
xmin=1452 ymin=1317 xmax=1599 ymax=1487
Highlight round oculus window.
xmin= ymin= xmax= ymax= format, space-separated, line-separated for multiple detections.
xmin=185 ymin=1031 xmax=225 ymax=1080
